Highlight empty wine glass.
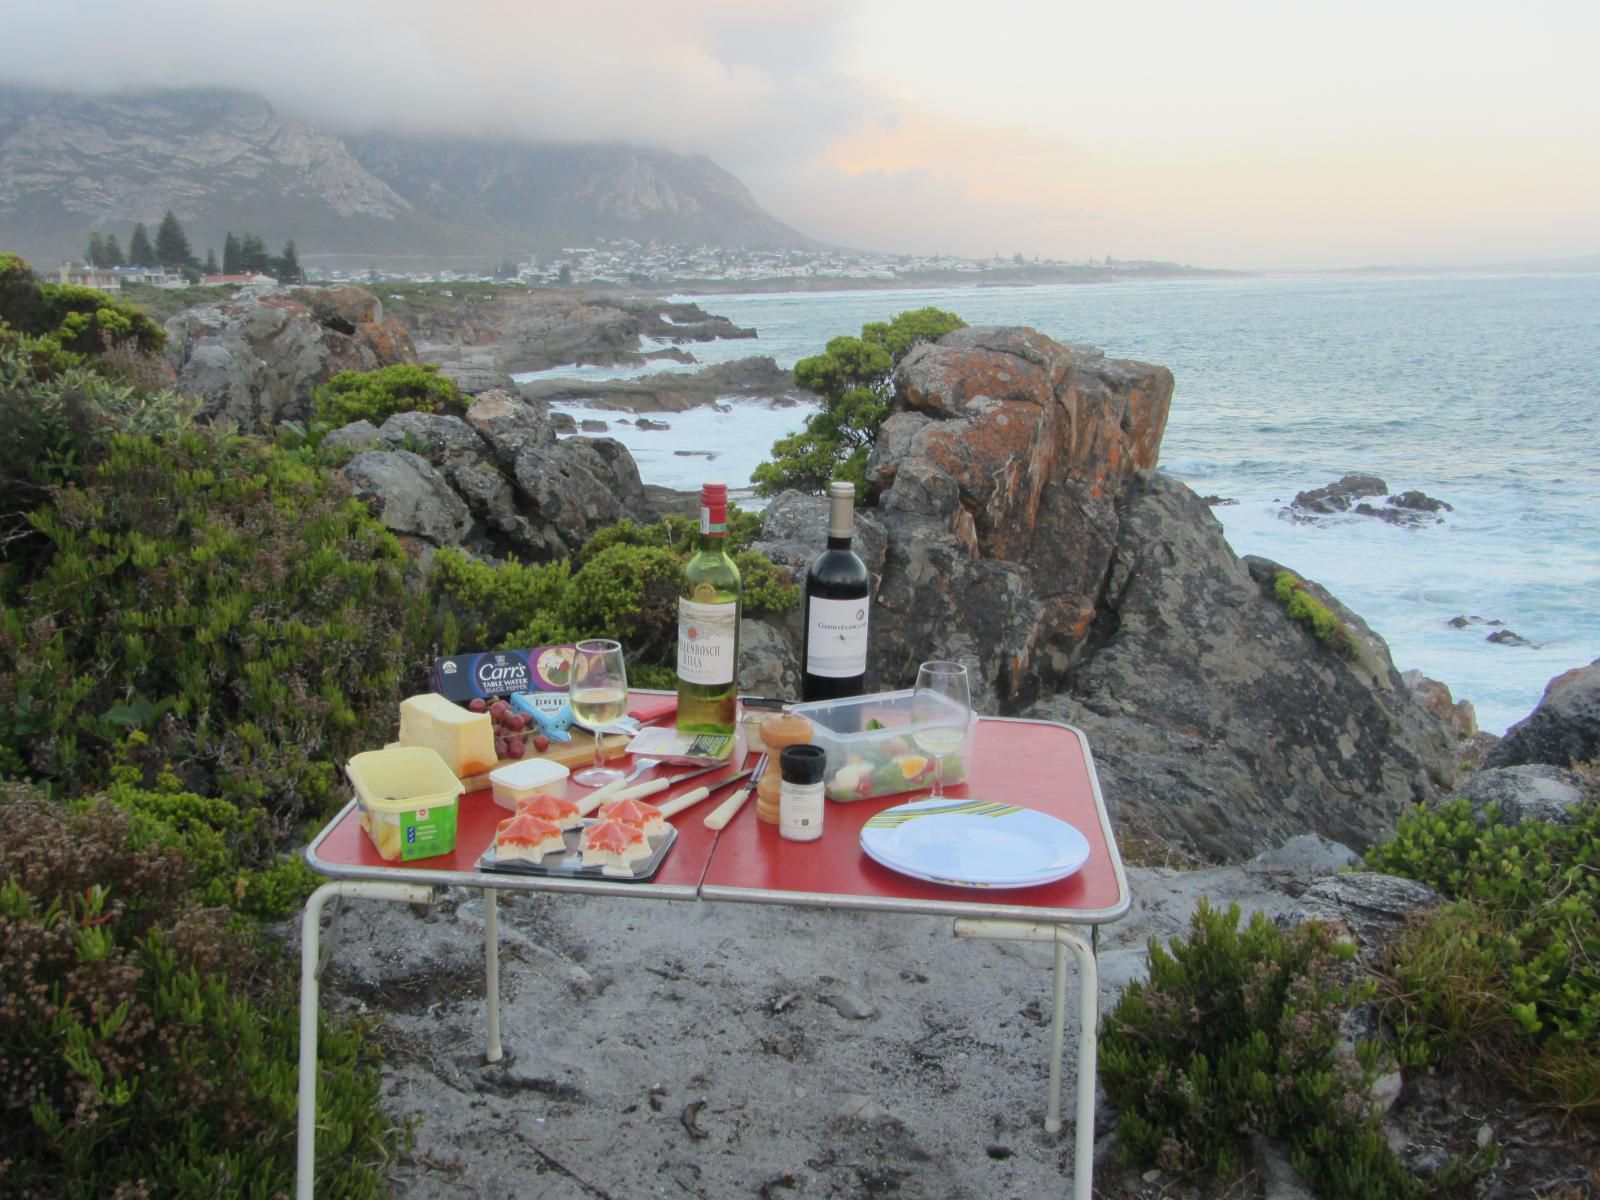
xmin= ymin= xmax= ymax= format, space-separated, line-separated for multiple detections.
xmin=913 ymin=660 xmax=971 ymax=800
xmin=570 ymin=638 xmax=628 ymax=787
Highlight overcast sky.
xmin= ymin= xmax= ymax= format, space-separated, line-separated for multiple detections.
xmin=3 ymin=0 xmax=1597 ymax=269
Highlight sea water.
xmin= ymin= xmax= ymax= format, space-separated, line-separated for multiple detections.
xmin=519 ymin=273 xmax=1600 ymax=734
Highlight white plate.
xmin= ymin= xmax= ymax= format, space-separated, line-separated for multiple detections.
xmin=859 ymin=799 xmax=1090 ymax=889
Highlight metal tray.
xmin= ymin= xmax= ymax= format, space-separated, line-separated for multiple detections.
xmin=477 ymin=821 xmax=677 ymax=882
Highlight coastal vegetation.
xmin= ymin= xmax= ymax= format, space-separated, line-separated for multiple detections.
xmin=1367 ymin=784 xmax=1600 ymax=1120
xmin=429 ymin=509 xmax=798 ymax=689
xmin=313 ymin=361 xmax=467 ymax=426
xmin=753 ymin=305 xmax=965 ymax=495
xmin=1275 ymin=569 xmax=1360 ymax=658
xmin=1102 ymin=901 xmax=1426 ymax=1198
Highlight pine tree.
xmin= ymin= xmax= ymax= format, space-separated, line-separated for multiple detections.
xmin=222 ymin=232 xmax=242 ymax=275
xmin=276 ymin=240 xmax=302 ymax=284
xmin=104 ymin=233 xmax=125 ymax=267
xmin=203 ymin=247 xmax=219 ymax=275
xmin=239 ymin=233 xmax=270 ymax=275
xmin=154 ymin=210 xmax=195 ymax=269
xmin=87 ymin=231 xmax=106 ymax=268
xmin=128 ymin=223 xmax=156 ymax=268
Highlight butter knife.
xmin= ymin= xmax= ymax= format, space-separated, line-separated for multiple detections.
xmin=702 ymin=753 xmax=768 ymax=830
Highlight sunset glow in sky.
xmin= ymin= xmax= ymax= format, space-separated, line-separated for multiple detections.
xmin=3 ymin=0 xmax=1596 ymax=268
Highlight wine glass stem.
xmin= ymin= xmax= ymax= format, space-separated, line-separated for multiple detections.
xmin=930 ymin=759 xmax=943 ymax=800
xmin=593 ymin=728 xmax=604 ymax=774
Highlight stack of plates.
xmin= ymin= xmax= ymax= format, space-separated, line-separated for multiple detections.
xmin=859 ymin=799 xmax=1090 ymax=889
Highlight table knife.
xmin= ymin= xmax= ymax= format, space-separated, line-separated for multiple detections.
xmin=703 ymin=753 xmax=768 ymax=830
xmin=657 ymin=766 xmax=757 ymax=820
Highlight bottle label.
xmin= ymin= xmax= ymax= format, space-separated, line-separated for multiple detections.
xmin=678 ymin=598 xmax=737 ymax=685
xmin=699 ymin=504 xmax=726 ymax=536
xmin=780 ymin=780 xmax=825 ymax=841
xmin=805 ymin=596 xmax=869 ymax=678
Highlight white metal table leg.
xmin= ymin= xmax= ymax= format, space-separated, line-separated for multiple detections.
xmin=484 ymin=887 xmax=503 ymax=1062
xmin=297 ymin=881 xmax=435 ymax=1200
xmin=954 ymin=920 xmax=1100 ymax=1200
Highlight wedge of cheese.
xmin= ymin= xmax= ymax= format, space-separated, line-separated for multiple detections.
xmin=398 ymin=693 xmax=497 ymax=780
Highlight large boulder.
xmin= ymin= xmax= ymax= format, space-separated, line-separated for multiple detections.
xmin=164 ymin=285 xmax=416 ymax=429
xmin=340 ymin=450 xmax=471 ymax=547
xmin=1031 ymin=473 xmax=1457 ymax=858
xmin=329 ymin=387 xmax=651 ymax=562
xmin=833 ymin=324 xmax=1455 ymax=859
xmin=1483 ymin=658 xmax=1600 ymax=769
xmin=864 ymin=326 xmax=1171 ymax=708
xmin=511 ymin=437 xmax=651 ymax=554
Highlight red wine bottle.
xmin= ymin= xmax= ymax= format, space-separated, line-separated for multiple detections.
xmin=801 ymin=481 xmax=870 ymax=701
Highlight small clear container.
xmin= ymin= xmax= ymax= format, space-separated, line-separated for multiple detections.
xmin=790 ymin=689 xmax=973 ymax=803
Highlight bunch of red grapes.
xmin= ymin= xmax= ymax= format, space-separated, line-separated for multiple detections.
xmin=467 ymin=697 xmax=550 ymax=759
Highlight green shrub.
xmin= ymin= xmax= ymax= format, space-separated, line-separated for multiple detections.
xmin=0 ymin=788 xmax=400 ymax=1198
xmin=1365 ymin=788 xmax=1600 ymax=1118
xmin=1101 ymin=899 xmax=1422 ymax=1197
xmin=430 ymin=509 xmax=799 ymax=690
xmin=0 ymin=253 xmax=166 ymax=363
xmin=0 ymin=424 xmax=430 ymax=833
xmin=1274 ymin=570 xmax=1359 ymax=658
xmin=313 ymin=362 xmax=465 ymax=427
xmin=753 ymin=306 xmax=965 ymax=496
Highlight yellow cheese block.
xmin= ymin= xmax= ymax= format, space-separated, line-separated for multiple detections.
xmin=398 ymin=693 xmax=497 ymax=779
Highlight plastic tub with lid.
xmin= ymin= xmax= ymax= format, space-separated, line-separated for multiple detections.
xmin=346 ymin=746 xmax=464 ymax=861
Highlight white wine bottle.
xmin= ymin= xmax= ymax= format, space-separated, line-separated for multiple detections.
xmin=676 ymin=482 xmax=741 ymax=734
xmin=801 ymin=481 xmax=870 ymax=701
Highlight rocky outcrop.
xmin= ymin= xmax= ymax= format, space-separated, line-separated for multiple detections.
xmin=164 ymin=285 xmax=416 ymax=429
xmin=1483 ymin=657 xmax=1600 ymax=769
xmin=786 ymin=324 xmax=1457 ymax=860
xmin=332 ymin=388 xmax=648 ymax=559
xmin=1287 ymin=474 xmax=1452 ymax=526
xmin=861 ymin=327 xmax=1172 ymax=710
xmin=519 ymin=356 xmax=807 ymax=412
xmin=406 ymin=290 xmax=758 ymax=376
xmin=1025 ymin=474 xmax=1455 ymax=858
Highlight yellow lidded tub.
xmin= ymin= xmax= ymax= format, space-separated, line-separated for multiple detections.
xmin=346 ymin=746 xmax=464 ymax=862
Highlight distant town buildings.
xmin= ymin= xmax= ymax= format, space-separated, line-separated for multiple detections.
xmin=56 ymin=263 xmax=189 ymax=290
xmin=303 ymin=240 xmax=1166 ymax=288
xmin=51 ymin=240 xmax=1196 ymax=292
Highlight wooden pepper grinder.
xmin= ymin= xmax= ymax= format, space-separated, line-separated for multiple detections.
xmin=755 ymin=712 xmax=813 ymax=823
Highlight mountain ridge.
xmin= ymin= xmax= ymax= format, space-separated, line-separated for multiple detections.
xmin=0 ymin=83 xmax=820 ymax=269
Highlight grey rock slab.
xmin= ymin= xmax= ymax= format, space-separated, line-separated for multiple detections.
xmin=1449 ymin=763 xmax=1587 ymax=825
xmin=340 ymin=449 xmax=471 ymax=545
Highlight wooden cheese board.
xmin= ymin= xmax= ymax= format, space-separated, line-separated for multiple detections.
xmin=456 ymin=730 xmax=631 ymax=792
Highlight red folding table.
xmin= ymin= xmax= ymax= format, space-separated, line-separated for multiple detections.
xmin=297 ymin=696 xmax=1129 ymax=1200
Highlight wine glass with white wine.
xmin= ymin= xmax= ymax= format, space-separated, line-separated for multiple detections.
xmin=912 ymin=660 xmax=971 ymax=800
xmin=570 ymin=638 xmax=629 ymax=787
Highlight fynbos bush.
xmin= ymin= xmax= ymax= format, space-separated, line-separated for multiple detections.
xmin=0 ymin=789 xmax=401 ymax=1198
xmin=1366 ymin=785 xmax=1600 ymax=1119
xmin=1101 ymin=899 xmax=1422 ymax=1197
